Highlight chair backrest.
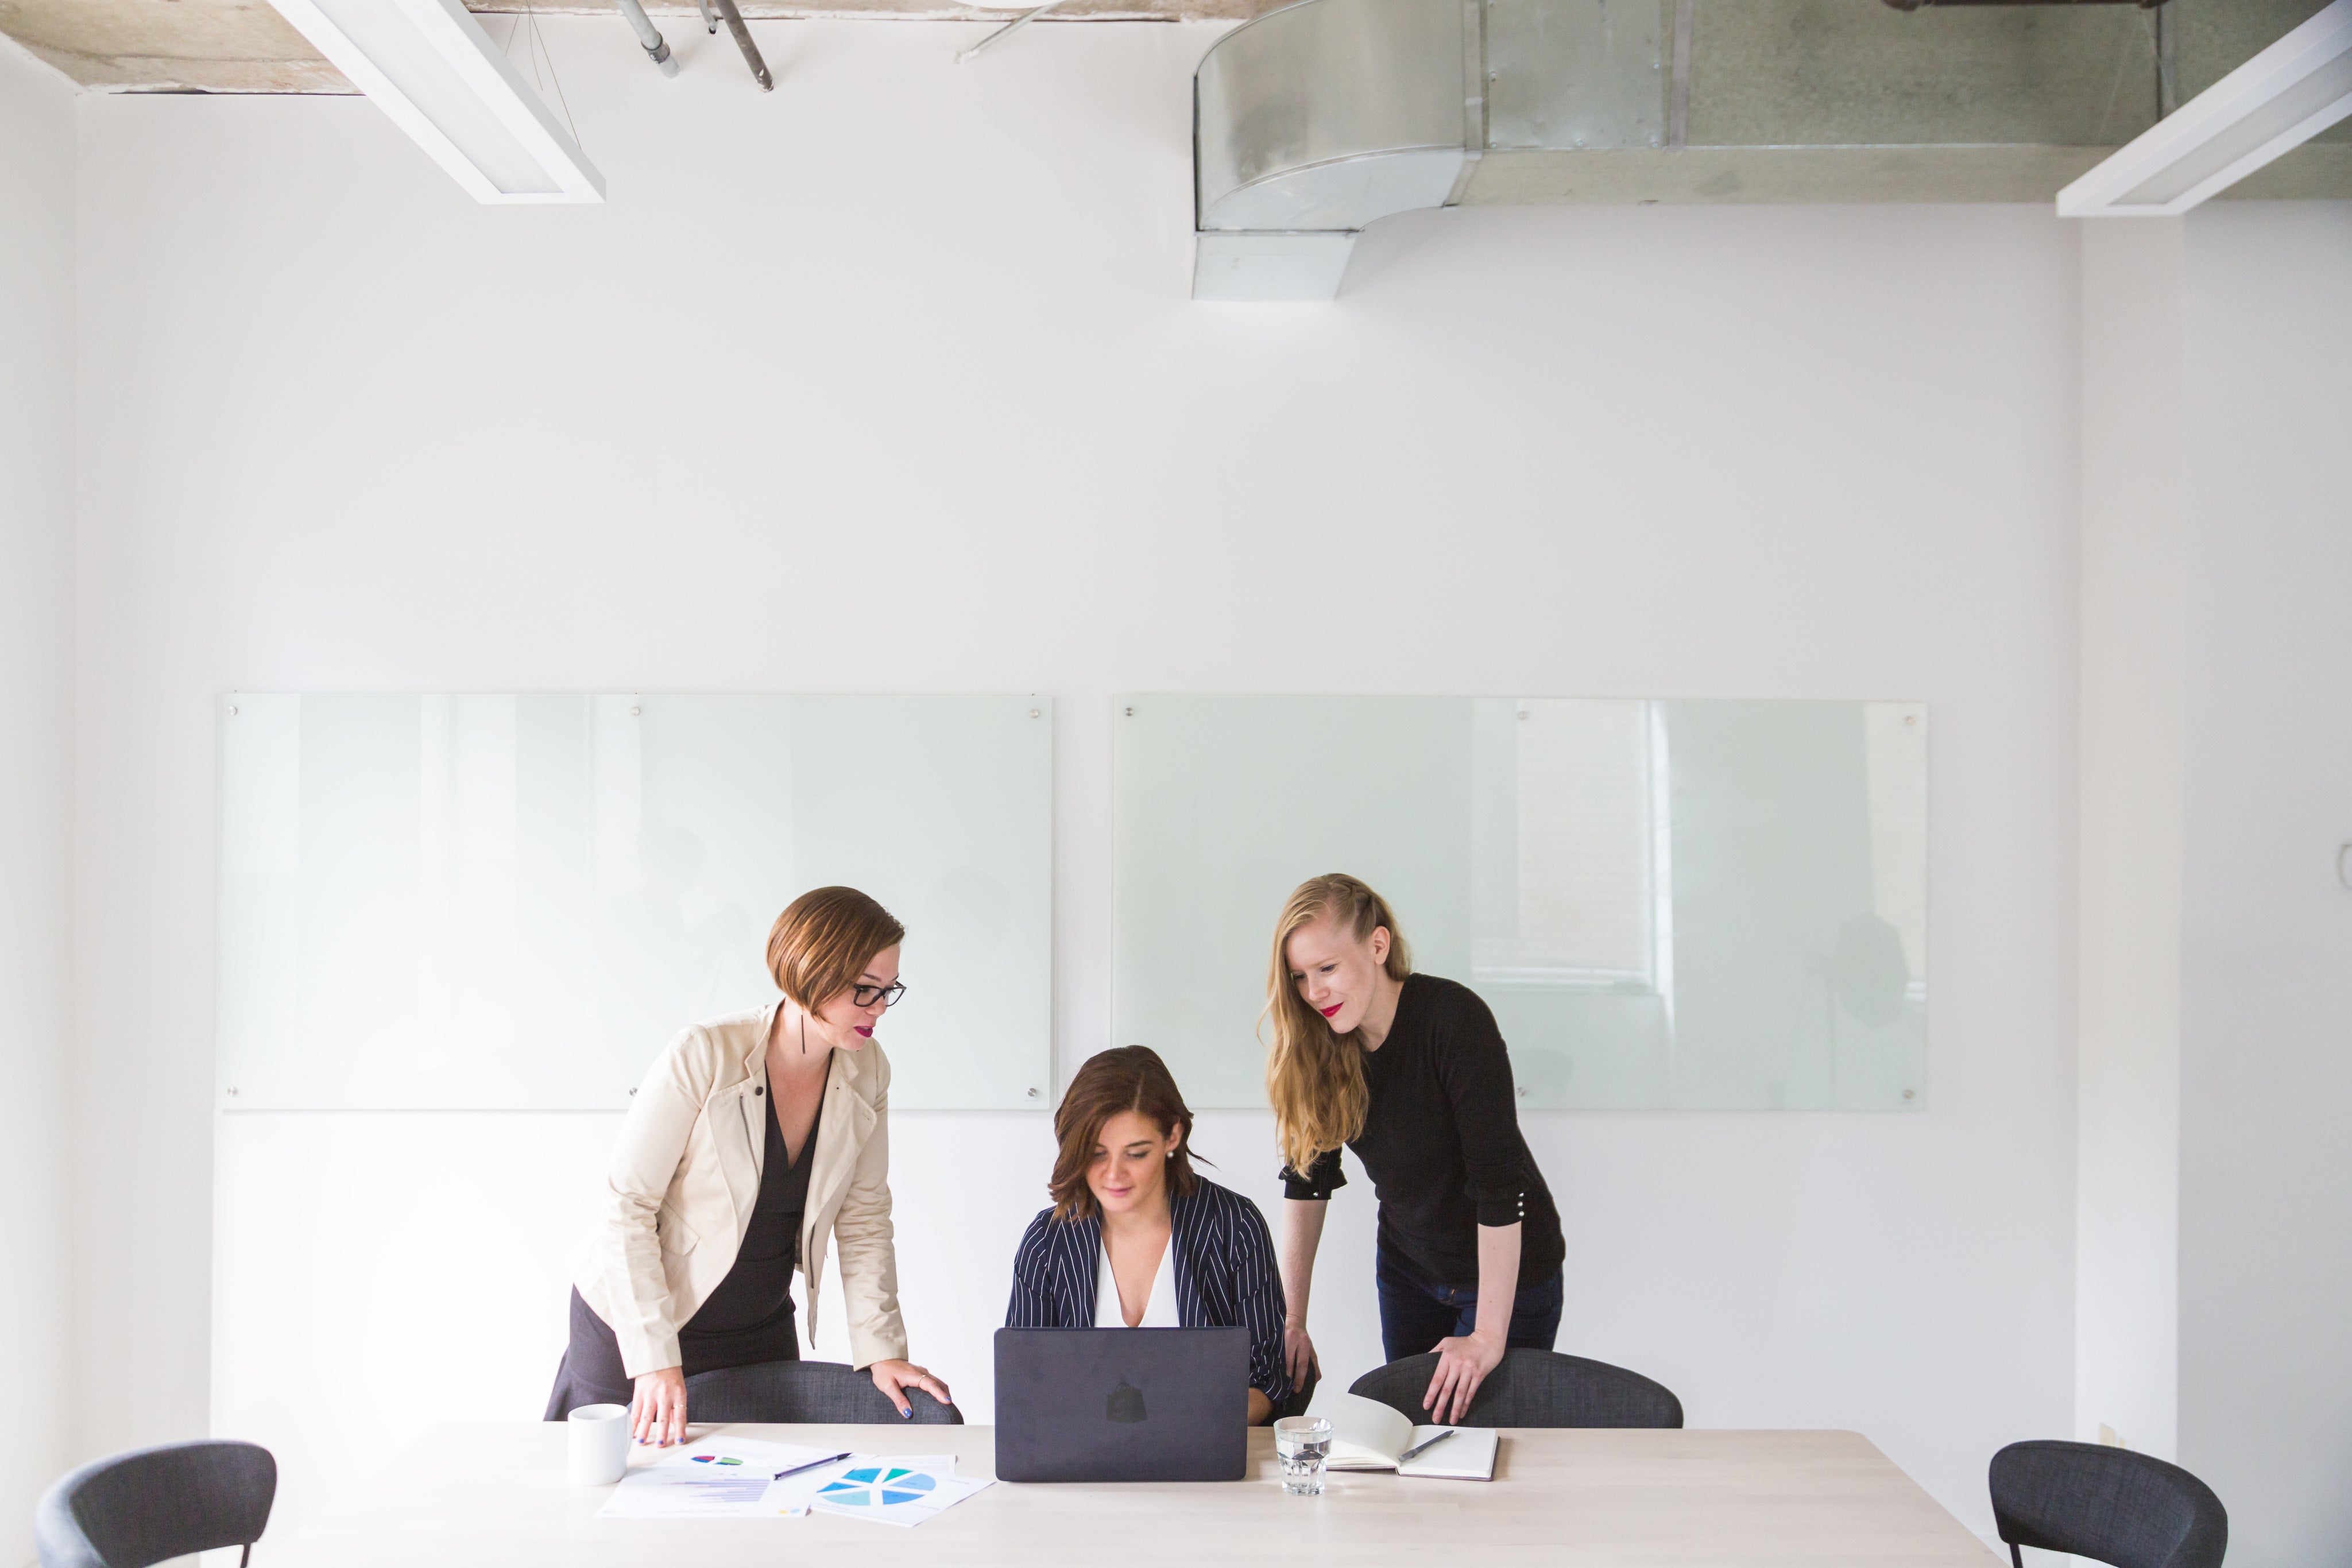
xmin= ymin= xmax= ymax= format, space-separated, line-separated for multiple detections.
xmin=684 ymin=1360 xmax=964 ymax=1424
xmin=1348 ymin=1349 xmax=1682 ymax=1428
xmin=35 ymin=1441 xmax=276 ymax=1568
xmin=1989 ymin=1440 xmax=2227 ymax=1568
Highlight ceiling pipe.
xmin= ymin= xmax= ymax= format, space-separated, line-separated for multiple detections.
xmin=711 ymin=0 xmax=775 ymax=89
xmin=611 ymin=0 xmax=679 ymax=75
xmin=1882 ymin=0 xmax=2164 ymax=9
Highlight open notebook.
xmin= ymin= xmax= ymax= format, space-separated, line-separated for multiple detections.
xmin=1305 ymin=1389 xmax=1499 ymax=1481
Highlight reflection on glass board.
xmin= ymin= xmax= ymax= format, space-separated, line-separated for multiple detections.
xmin=1112 ymin=696 xmax=1925 ymax=1111
xmin=216 ymin=695 xmax=1053 ymax=1110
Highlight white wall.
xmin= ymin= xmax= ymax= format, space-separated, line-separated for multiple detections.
xmin=2072 ymin=218 xmax=2184 ymax=1461
xmin=2177 ymin=200 xmax=2352 ymax=1568
xmin=0 ymin=34 xmax=78 ymax=1568
xmin=72 ymin=13 xmax=2082 ymax=1541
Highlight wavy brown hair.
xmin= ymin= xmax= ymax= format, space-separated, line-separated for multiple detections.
xmin=765 ymin=886 xmax=904 ymax=1012
xmin=1262 ymin=874 xmax=1413 ymax=1176
xmin=1048 ymin=1046 xmax=1200 ymax=1222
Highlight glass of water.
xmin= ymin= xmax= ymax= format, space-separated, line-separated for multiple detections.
xmin=1274 ymin=1415 xmax=1332 ymax=1496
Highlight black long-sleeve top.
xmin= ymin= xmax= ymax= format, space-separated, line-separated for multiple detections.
xmin=1281 ymin=973 xmax=1565 ymax=1288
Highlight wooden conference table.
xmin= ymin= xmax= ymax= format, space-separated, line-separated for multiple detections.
xmin=264 ymin=1423 xmax=1998 ymax=1566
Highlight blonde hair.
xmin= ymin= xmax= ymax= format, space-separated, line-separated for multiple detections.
xmin=766 ymin=886 xmax=904 ymax=1013
xmin=1262 ymin=874 xmax=1412 ymax=1175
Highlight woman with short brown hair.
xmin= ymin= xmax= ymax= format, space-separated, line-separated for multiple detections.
xmin=547 ymin=885 xmax=951 ymax=1442
xmin=1005 ymin=1046 xmax=1291 ymax=1423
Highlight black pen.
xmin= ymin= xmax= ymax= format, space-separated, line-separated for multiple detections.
xmin=772 ymin=1451 xmax=851 ymax=1479
xmin=1398 ymin=1430 xmax=1456 ymax=1464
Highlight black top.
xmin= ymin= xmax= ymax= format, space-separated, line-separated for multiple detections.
xmin=1281 ymin=973 xmax=1564 ymax=1288
xmin=679 ymin=1075 xmax=822 ymax=1360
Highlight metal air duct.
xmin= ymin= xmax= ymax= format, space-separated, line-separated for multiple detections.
xmin=1194 ymin=0 xmax=1480 ymax=299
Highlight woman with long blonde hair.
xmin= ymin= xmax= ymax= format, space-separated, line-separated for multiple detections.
xmin=1266 ymin=874 xmax=1565 ymax=1424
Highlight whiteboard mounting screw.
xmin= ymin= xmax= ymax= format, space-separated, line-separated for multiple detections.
xmin=1124 ymin=706 xmax=1134 ymax=718
xmin=1903 ymin=1089 xmax=1916 ymax=1101
xmin=1026 ymin=1087 xmax=1040 ymax=1099
xmin=1905 ymin=714 xmax=1916 ymax=725
xmin=630 ymin=705 xmax=641 ymax=717
xmin=226 ymin=1087 xmax=238 ymax=1096
xmin=1518 ymin=710 xmax=1529 ymax=721
xmin=1029 ymin=708 xmax=1040 ymax=719
xmin=1517 ymin=1086 xmax=1527 ymax=1097
xmin=227 ymin=704 xmax=239 ymax=717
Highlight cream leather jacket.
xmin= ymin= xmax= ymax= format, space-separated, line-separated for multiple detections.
xmin=575 ymin=1002 xmax=907 ymax=1379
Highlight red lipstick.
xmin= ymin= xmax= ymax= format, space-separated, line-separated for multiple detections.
xmin=1320 ymin=1004 xmax=1343 ymax=1019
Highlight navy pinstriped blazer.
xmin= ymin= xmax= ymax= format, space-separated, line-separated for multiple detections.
xmin=1004 ymin=1178 xmax=1293 ymax=1407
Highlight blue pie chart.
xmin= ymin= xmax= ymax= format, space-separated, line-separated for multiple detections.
xmin=820 ymin=1465 xmax=941 ymax=1507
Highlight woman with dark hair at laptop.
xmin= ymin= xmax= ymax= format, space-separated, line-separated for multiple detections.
xmin=1005 ymin=1046 xmax=1293 ymax=1424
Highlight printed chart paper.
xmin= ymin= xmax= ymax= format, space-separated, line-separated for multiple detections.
xmin=598 ymin=1438 xmax=852 ymax=1519
xmin=808 ymin=1454 xmax=992 ymax=1527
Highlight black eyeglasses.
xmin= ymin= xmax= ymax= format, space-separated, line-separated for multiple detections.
xmin=852 ymin=981 xmax=908 ymax=1009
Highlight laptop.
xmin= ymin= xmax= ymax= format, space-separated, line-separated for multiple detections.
xmin=993 ymin=1327 xmax=1250 ymax=1482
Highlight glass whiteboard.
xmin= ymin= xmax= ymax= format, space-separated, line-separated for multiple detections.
xmin=217 ymin=695 xmax=1053 ymax=1110
xmin=1112 ymin=696 xmax=1926 ymax=1111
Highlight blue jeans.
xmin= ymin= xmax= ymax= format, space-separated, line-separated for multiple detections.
xmin=1375 ymin=1245 xmax=1564 ymax=1364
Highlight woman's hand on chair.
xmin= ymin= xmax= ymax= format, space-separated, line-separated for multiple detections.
xmin=632 ymin=1365 xmax=688 ymax=1446
xmin=1423 ymin=1330 xmax=1504 ymax=1425
xmin=869 ymin=1358 xmax=952 ymax=1418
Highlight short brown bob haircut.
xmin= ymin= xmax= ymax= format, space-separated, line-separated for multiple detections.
xmin=1049 ymin=1046 xmax=1201 ymax=1222
xmin=766 ymin=886 xmax=904 ymax=1013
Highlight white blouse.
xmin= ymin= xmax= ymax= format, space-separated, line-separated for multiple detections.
xmin=1093 ymin=1233 xmax=1179 ymax=1328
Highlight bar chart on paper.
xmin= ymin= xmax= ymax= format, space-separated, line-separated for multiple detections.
xmin=598 ymin=1438 xmax=849 ymax=1518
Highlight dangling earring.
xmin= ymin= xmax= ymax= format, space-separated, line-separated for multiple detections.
xmin=799 ymin=1012 xmax=808 ymax=1056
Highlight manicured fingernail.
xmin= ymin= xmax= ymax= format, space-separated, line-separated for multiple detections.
xmin=900 ymin=1407 xmax=911 ymax=1419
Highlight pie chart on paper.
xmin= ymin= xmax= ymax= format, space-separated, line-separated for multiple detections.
xmin=819 ymin=1465 xmax=941 ymax=1509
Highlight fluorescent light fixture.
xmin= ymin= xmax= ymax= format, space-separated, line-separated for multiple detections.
xmin=2060 ymin=0 xmax=2352 ymax=218
xmin=267 ymin=0 xmax=605 ymax=203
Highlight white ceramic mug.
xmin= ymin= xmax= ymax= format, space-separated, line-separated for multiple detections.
xmin=567 ymin=1402 xmax=631 ymax=1485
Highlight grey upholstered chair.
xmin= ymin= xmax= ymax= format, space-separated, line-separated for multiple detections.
xmin=1348 ymin=1348 xmax=1682 ymax=1428
xmin=35 ymin=1439 xmax=276 ymax=1568
xmin=685 ymin=1359 xmax=964 ymax=1424
xmin=1989 ymin=1440 xmax=2227 ymax=1568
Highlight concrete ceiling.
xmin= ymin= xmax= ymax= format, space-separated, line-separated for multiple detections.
xmin=7 ymin=0 xmax=2341 ymax=98
xmin=0 ymin=0 xmax=1264 ymax=92
xmin=0 ymin=0 xmax=345 ymax=91
xmin=3 ymin=0 xmax=2344 ymax=206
